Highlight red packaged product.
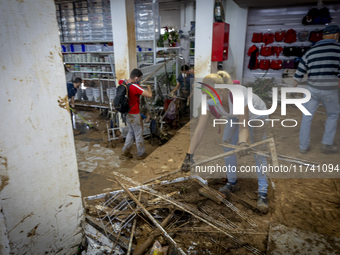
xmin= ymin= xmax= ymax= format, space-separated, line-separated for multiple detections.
xmin=260 ymin=45 xmax=273 ymax=57
xmin=284 ymin=29 xmax=297 ymax=43
xmin=270 ymin=60 xmax=283 ymax=70
xmin=262 ymin=32 xmax=275 ymax=45
xmin=252 ymin=32 xmax=263 ymax=43
xmin=275 ymin=30 xmax=286 ymax=42
xmin=309 ymin=30 xmax=323 ymax=42
xmin=259 ymin=59 xmax=270 ymax=70
xmin=272 ymin=46 xmax=283 ymax=57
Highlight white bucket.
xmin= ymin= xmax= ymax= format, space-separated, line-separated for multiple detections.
xmin=85 ymin=88 xmax=94 ymax=101
xmin=107 ymin=88 xmax=116 ymax=102
xmin=92 ymin=88 xmax=100 ymax=102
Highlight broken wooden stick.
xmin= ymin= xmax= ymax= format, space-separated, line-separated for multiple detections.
xmin=134 ymin=210 xmax=175 ymax=255
xmin=127 ymin=191 xmax=141 ymax=255
xmin=113 ymin=176 xmax=186 ymax=255
xmin=199 ymin=187 xmax=226 ymax=204
xmin=169 ymin=227 xmax=267 ymax=235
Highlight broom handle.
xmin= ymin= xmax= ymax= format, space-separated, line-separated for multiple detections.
xmin=69 ymin=107 xmax=93 ymax=128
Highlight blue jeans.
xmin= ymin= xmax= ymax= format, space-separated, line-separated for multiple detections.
xmin=299 ymin=86 xmax=340 ymax=150
xmin=222 ymin=117 xmax=268 ymax=195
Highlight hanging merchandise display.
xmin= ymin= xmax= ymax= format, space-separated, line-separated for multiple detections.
xmin=275 ymin=30 xmax=286 ymax=42
xmin=319 ymin=7 xmax=332 ymax=23
xmin=270 ymin=60 xmax=283 ymax=70
xmin=262 ymin=32 xmax=275 ymax=45
xmin=298 ymin=31 xmax=309 ymax=41
xmin=283 ymin=59 xmax=296 ymax=69
xmin=244 ymin=5 xmax=339 ymax=83
xmin=284 ymin=29 xmax=297 ymax=43
xmin=309 ymin=30 xmax=323 ymax=42
xmin=214 ymin=0 xmax=225 ymax=22
xmin=297 ymin=46 xmax=310 ymax=57
xmin=247 ymin=45 xmax=259 ymax=70
xmin=283 ymin=46 xmax=299 ymax=57
xmin=259 ymin=59 xmax=270 ymax=70
xmin=272 ymin=46 xmax=283 ymax=58
xmin=260 ymin=45 xmax=273 ymax=56
xmin=302 ymin=7 xmax=332 ymax=25
xmin=252 ymin=32 xmax=263 ymax=43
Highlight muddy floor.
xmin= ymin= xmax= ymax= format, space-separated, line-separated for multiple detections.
xmin=74 ymin=103 xmax=340 ymax=254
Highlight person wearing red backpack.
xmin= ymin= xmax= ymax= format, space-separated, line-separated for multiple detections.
xmin=180 ymin=72 xmax=270 ymax=213
xmin=121 ymin=69 xmax=153 ymax=160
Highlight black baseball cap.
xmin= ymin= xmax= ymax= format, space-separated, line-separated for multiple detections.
xmin=323 ymin=25 xmax=340 ymax=35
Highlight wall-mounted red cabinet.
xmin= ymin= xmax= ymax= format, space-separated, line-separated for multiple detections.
xmin=212 ymin=22 xmax=230 ymax=61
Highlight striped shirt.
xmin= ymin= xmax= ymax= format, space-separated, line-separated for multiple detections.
xmin=294 ymin=39 xmax=340 ymax=90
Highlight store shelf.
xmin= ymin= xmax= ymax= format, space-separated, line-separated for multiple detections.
xmin=136 ymin=39 xmax=154 ymax=42
xmin=65 ymin=62 xmax=111 ymax=64
xmin=70 ymin=71 xmax=112 ymax=74
xmin=82 ymin=78 xmax=115 ymax=81
xmin=62 ymin=51 xmax=114 ymax=54
xmin=62 ymin=40 xmax=113 ymax=44
xmin=156 ymin=47 xmax=182 ymax=51
xmin=137 ymin=51 xmax=154 ymax=53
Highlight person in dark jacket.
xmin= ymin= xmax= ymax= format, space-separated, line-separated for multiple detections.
xmin=67 ymin=77 xmax=82 ymax=134
xmin=169 ymin=65 xmax=194 ymax=115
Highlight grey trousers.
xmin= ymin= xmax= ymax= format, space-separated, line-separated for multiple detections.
xmin=122 ymin=113 xmax=145 ymax=156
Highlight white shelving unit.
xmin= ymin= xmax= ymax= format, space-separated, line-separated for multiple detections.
xmin=65 ymin=62 xmax=111 ymax=64
xmin=70 ymin=71 xmax=112 ymax=74
xmin=61 ymin=40 xmax=116 ymax=80
xmin=62 ymin=51 xmax=114 ymax=54
xmin=82 ymin=78 xmax=115 ymax=81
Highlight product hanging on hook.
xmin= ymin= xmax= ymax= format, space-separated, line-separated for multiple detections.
xmin=252 ymin=32 xmax=263 ymax=43
xmin=214 ymin=0 xmax=225 ymax=22
xmin=262 ymin=31 xmax=274 ymax=45
xmin=275 ymin=30 xmax=286 ymax=42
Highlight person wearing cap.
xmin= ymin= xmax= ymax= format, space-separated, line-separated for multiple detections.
xmin=293 ymin=25 xmax=340 ymax=154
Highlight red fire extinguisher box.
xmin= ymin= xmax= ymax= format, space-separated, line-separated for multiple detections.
xmin=212 ymin=22 xmax=230 ymax=61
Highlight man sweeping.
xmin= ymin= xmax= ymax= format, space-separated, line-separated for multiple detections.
xmin=169 ymin=65 xmax=194 ymax=116
xmin=67 ymin=77 xmax=82 ymax=135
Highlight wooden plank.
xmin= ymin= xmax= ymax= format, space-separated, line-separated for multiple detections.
xmin=199 ymin=187 xmax=226 ymax=204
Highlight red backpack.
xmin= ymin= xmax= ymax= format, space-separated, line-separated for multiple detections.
xmin=284 ymin=29 xmax=297 ymax=43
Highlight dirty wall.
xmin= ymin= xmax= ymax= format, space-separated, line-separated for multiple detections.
xmin=0 ymin=0 xmax=83 ymax=254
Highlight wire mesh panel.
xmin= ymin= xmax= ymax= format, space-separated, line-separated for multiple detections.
xmin=96 ymin=192 xmax=137 ymax=238
xmin=139 ymin=59 xmax=176 ymax=81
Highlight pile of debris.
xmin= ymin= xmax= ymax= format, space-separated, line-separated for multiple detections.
xmin=82 ymin=171 xmax=269 ymax=255
xmin=80 ymin=137 xmax=325 ymax=255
